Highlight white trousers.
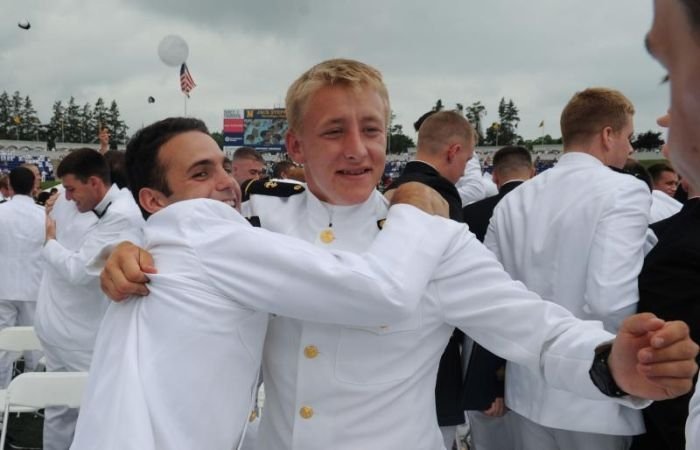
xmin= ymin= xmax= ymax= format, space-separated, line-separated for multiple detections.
xmin=510 ymin=411 xmax=632 ymax=450
xmin=440 ymin=425 xmax=457 ymax=450
xmin=0 ymin=300 xmax=40 ymax=388
xmin=467 ymin=411 xmax=515 ymax=450
xmin=41 ymin=343 xmax=92 ymax=450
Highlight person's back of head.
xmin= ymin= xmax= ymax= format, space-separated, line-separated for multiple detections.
xmin=8 ymin=166 xmax=35 ymax=197
xmin=272 ymin=160 xmax=295 ymax=179
xmin=104 ymin=150 xmax=128 ymax=189
xmin=491 ymin=146 xmax=535 ymax=189
xmin=0 ymin=175 xmax=11 ymax=198
xmin=623 ymin=158 xmax=653 ymax=192
xmin=20 ymin=163 xmax=41 ymax=197
xmin=125 ymin=117 xmax=209 ymax=218
xmin=416 ymin=110 xmax=475 ymax=184
xmin=413 ymin=110 xmax=437 ymax=133
xmin=560 ymin=87 xmax=635 ymax=169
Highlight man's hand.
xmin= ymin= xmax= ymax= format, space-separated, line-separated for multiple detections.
xmin=44 ymin=192 xmax=59 ymax=216
xmin=101 ymin=241 xmax=156 ymax=301
xmin=45 ymin=216 xmax=56 ymax=243
xmin=609 ymin=313 xmax=699 ymax=400
xmin=388 ymin=182 xmax=450 ymax=218
xmin=482 ymin=397 xmax=506 ymax=417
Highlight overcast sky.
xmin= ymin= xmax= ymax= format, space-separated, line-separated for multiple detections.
xmin=2 ymin=0 xmax=667 ymax=143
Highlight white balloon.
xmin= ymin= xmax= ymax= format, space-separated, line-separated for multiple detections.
xmin=157 ymin=35 xmax=189 ymax=67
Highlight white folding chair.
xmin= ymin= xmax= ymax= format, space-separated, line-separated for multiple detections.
xmin=0 ymin=326 xmax=42 ymax=353
xmin=0 ymin=372 xmax=88 ymax=448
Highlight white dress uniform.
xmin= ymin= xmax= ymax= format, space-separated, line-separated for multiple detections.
xmin=242 ymin=184 xmax=647 ymax=450
xmin=686 ymin=388 xmax=699 ymax=449
xmin=35 ymin=184 xmax=144 ymax=450
xmin=456 ymin=154 xmax=487 ymax=206
xmin=650 ymin=189 xmax=683 ymax=223
xmin=0 ymin=194 xmax=45 ymax=386
xmin=70 ymin=199 xmax=463 ymax=450
xmin=485 ymin=152 xmax=650 ymax=448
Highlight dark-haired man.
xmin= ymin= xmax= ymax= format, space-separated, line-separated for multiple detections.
xmin=71 ymin=117 xmax=463 ymax=450
xmin=0 ymin=167 xmax=44 ymax=387
xmin=461 ymin=145 xmax=534 ymax=450
xmin=36 ymin=148 xmax=143 ymax=450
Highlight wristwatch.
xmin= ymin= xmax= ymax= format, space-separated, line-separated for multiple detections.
xmin=589 ymin=342 xmax=628 ymax=397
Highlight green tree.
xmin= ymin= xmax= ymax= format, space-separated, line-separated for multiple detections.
xmin=48 ymin=101 xmax=65 ymax=143
xmin=64 ymin=97 xmax=82 ymax=143
xmin=632 ymin=130 xmax=664 ymax=151
xmin=0 ymin=92 xmax=11 ymax=139
xmin=387 ymin=123 xmax=415 ymax=155
xmin=79 ymin=103 xmax=94 ymax=143
xmin=106 ymin=100 xmax=128 ymax=148
xmin=93 ymin=98 xmax=108 ymax=134
xmin=211 ymin=131 xmax=224 ymax=149
xmin=8 ymin=91 xmax=23 ymax=140
xmin=20 ymin=96 xmax=41 ymax=141
xmin=465 ymin=101 xmax=487 ymax=142
xmin=484 ymin=98 xmax=522 ymax=146
xmin=433 ymin=99 xmax=444 ymax=112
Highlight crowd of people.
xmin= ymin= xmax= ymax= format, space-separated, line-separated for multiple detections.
xmin=1 ymin=1 xmax=700 ymax=449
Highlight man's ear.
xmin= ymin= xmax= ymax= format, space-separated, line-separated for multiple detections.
xmin=446 ymin=143 xmax=460 ymax=163
xmin=138 ymin=188 xmax=168 ymax=216
xmin=286 ymin=130 xmax=305 ymax=164
xmin=601 ymin=126 xmax=614 ymax=151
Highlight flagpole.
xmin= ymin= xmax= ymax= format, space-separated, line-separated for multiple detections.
xmin=184 ymin=95 xmax=187 ymax=117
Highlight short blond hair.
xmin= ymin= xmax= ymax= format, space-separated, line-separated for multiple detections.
xmin=417 ymin=111 xmax=474 ymax=155
xmin=560 ymin=88 xmax=635 ymax=146
xmin=285 ymin=58 xmax=390 ymax=132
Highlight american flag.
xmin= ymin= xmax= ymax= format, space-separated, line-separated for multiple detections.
xmin=180 ymin=63 xmax=196 ymax=97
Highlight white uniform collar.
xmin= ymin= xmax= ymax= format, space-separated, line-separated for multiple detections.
xmin=93 ymin=184 xmax=120 ymax=218
xmin=557 ymin=151 xmax=605 ymax=168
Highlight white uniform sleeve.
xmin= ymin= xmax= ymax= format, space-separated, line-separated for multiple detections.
xmin=584 ymin=180 xmax=650 ymax=331
xmin=43 ymin=213 xmax=137 ymax=285
xmin=455 ymin=154 xmax=486 ymax=206
xmin=687 ymin=389 xmax=700 ymax=449
xmin=436 ymin=232 xmax=646 ymax=405
xmin=195 ymin=202 xmax=465 ymax=326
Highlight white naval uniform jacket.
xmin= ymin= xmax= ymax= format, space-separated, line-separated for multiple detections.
xmin=650 ymin=189 xmax=683 ymax=223
xmin=485 ymin=151 xmax=651 ymax=435
xmin=35 ymin=185 xmax=144 ymax=352
xmin=0 ymin=195 xmax=45 ymax=302
xmin=686 ymin=388 xmax=699 ymax=449
xmin=243 ymin=187 xmax=647 ymax=450
xmin=70 ymin=199 xmax=464 ymax=450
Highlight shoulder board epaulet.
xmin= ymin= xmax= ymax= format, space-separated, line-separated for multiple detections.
xmin=241 ymin=179 xmax=305 ymax=202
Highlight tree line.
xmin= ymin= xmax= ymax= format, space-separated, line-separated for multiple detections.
xmin=388 ymin=98 xmax=665 ymax=154
xmin=0 ymin=91 xmax=128 ymax=149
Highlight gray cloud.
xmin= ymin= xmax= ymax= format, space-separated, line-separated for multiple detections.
xmin=2 ymin=0 xmax=668 ymax=143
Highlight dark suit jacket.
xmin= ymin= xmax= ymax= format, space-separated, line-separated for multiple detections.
xmin=388 ymin=161 xmax=463 ymax=222
xmin=460 ymin=180 xmax=524 ymax=411
xmin=389 ymin=161 xmax=466 ymax=425
xmin=632 ymin=198 xmax=700 ymax=450
xmin=462 ymin=180 xmax=523 ymax=242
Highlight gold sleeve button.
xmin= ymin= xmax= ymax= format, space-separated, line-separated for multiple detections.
xmin=304 ymin=345 xmax=319 ymax=359
xmin=299 ymin=406 xmax=314 ymax=419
